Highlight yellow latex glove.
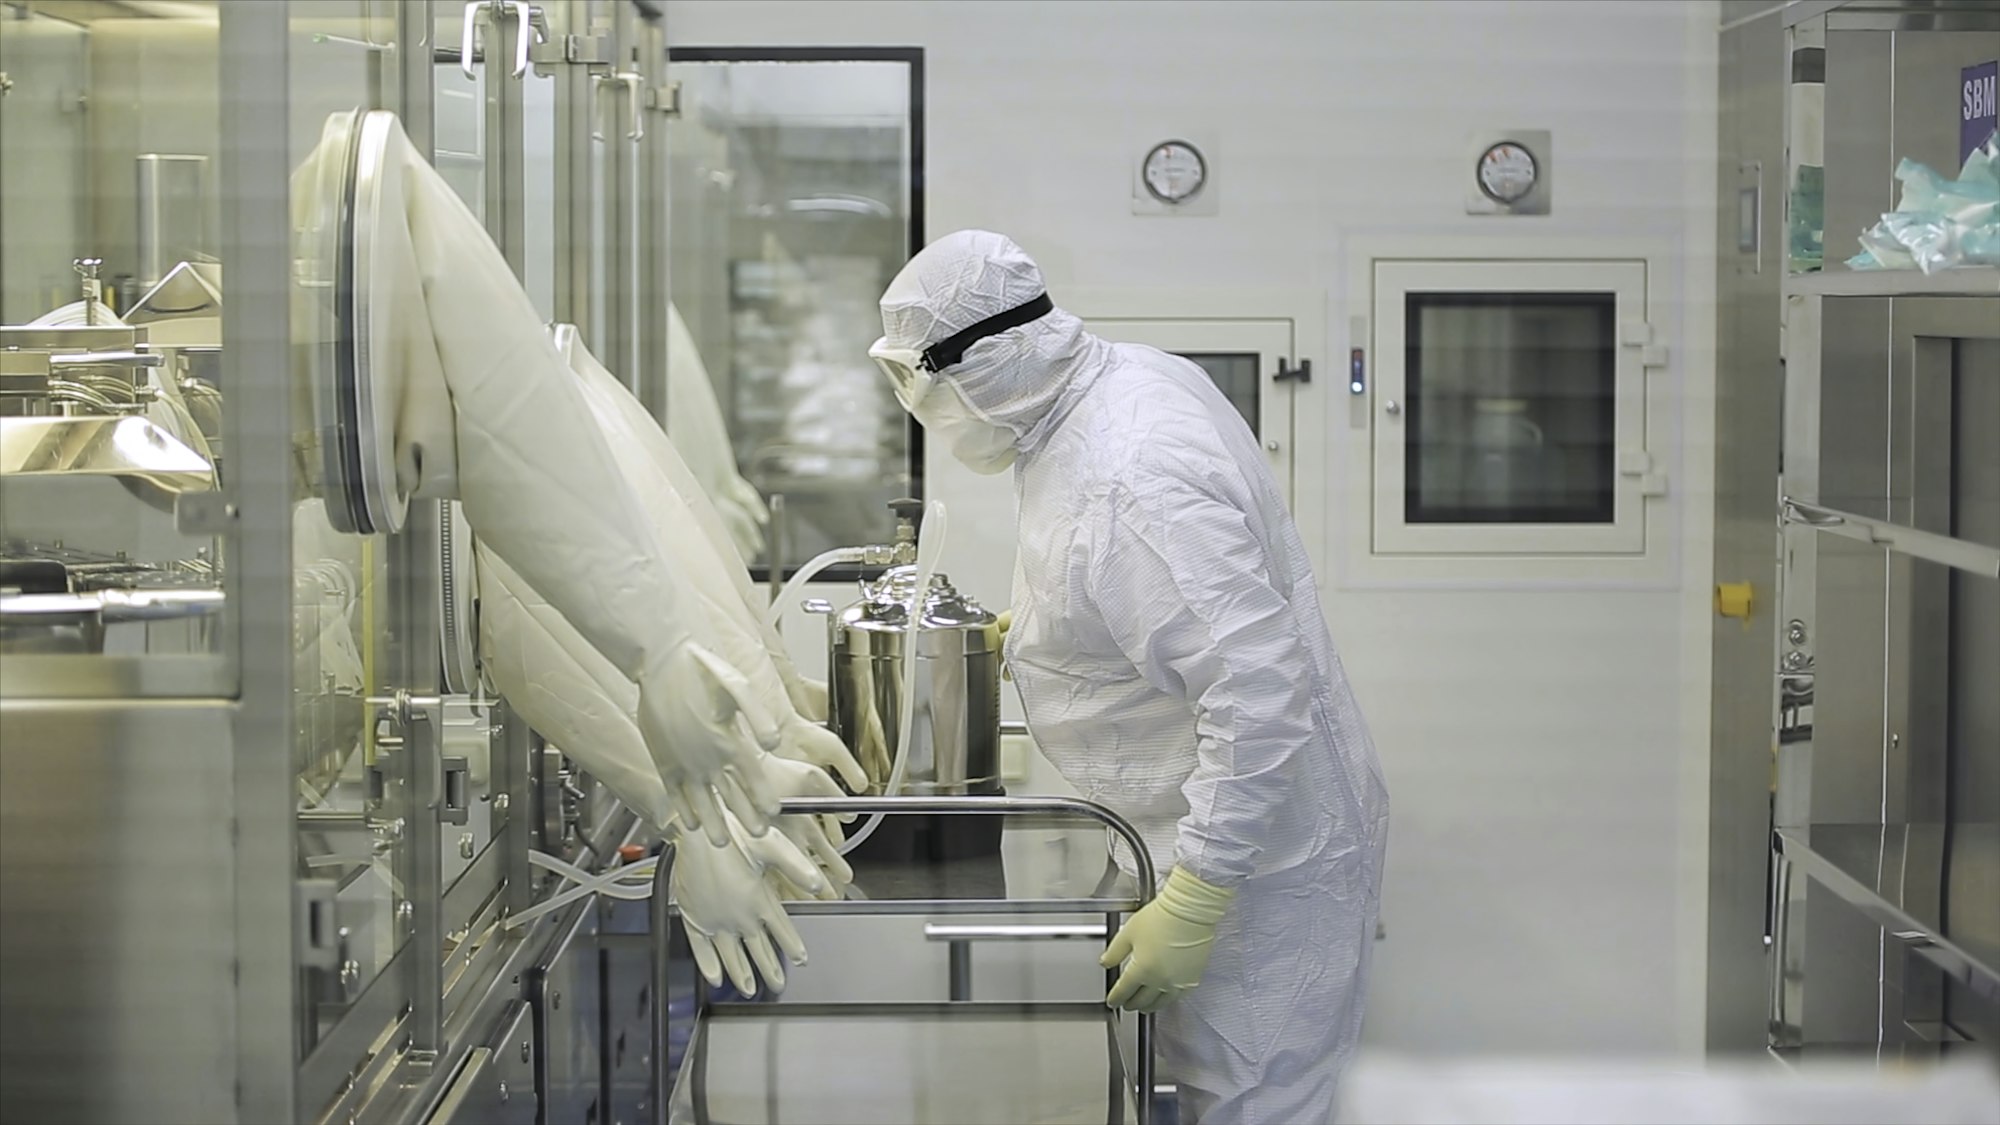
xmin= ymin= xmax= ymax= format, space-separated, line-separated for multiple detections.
xmin=1100 ymin=866 xmax=1236 ymax=1013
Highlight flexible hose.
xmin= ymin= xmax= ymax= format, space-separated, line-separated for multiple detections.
xmin=836 ymin=499 xmax=947 ymax=856
xmin=504 ymin=850 xmax=659 ymax=928
xmin=765 ymin=546 xmax=868 ymax=633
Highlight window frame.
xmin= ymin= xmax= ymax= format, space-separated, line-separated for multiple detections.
xmin=1372 ymin=258 xmax=1653 ymax=557
xmin=665 ymin=45 xmax=926 ymax=584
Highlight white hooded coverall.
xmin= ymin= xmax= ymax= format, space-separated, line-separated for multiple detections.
xmin=880 ymin=231 xmax=1390 ymax=1124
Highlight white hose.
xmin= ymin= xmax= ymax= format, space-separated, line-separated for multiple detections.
xmin=766 ymin=546 xmax=868 ymax=633
xmin=504 ymin=850 xmax=659 ymax=928
xmin=836 ymin=500 xmax=947 ymax=856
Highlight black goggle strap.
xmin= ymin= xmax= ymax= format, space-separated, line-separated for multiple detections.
xmin=920 ymin=293 xmax=1054 ymax=373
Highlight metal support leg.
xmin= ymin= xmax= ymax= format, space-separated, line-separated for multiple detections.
xmin=767 ymin=492 xmax=788 ymax=593
xmin=651 ymin=840 xmax=678 ymax=1125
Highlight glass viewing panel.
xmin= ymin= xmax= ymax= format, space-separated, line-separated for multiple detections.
xmin=288 ymin=0 xmax=412 ymax=1054
xmin=1174 ymin=352 xmax=1261 ymax=437
xmin=0 ymin=2 xmax=228 ymax=681
xmin=1404 ymin=292 xmax=1617 ymax=526
xmin=667 ymin=55 xmax=918 ymax=575
xmin=433 ymin=8 xmax=486 ymax=224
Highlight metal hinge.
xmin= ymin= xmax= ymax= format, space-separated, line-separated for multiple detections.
xmin=442 ymin=756 xmax=471 ymax=826
xmin=1274 ymin=358 xmax=1312 ymax=384
xmin=0 ymin=72 xmax=13 ymax=99
xmin=529 ymin=32 xmax=612 ymax=71
xmin=1619 ymin=321 xmax=1669 ymax=368
xmin=648 ymin=80 xmax=681 ymax=117
xmin=1619 ymin=449 xmax=1669 ymax=497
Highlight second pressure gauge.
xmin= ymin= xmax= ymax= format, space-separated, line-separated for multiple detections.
xmin=1477 ymin=141 xmax=1539 ymax=204
xmin=1143 ymin=141 xmax=1208 ymax=204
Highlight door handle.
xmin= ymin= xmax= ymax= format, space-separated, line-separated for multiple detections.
xmin=593 ymin=72 xmax=646 ymax=142
xmin=460 ymin=1 xmax=489 ymax=79
xmin=461 ymin=0 xmax=541 ymax=80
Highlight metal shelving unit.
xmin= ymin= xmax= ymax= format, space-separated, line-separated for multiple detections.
xmin=1773 ymin=827 xmax=2000 ymax=1009
xmin=1760 ymin=0 xmax=2000 ymax=1062
xmin=1785 ymin=265 xmax=2000 ymax=297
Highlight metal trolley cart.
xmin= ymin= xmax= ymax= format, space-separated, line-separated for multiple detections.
xmin=651 ymin=796 xmax=1159 ymax=1125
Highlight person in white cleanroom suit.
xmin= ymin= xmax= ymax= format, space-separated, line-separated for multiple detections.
xmin=871 ymin=231 xmax=1390 ymax=1124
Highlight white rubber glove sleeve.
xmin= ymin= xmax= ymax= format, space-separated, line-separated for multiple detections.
xmin=568 ymin=343 xmax=865 ymax=795
xmin=672 ymin=809 xmax=823 ymax=996
xmin=381 ymin=123 xmax=779 ymax=843
xmin=737 ymin=754 xmax=856 ymax=888
xmin=795 ymin=678 xmax=831 ymax=724
xmin=569 ymin=327 xmax=822 ymax=719
xmin=666 ymin=302 xmax=770 ymax=563
xmin=765 ymin=871 xmax=840 ymax=904
xmin=479 ymin=539 xmax=847 ymax=895
xmin=475 ymin=545 xmax=679 ymax=829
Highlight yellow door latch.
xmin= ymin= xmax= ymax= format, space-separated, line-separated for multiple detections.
xmin=1715 ymin=581 xmax=1755 ymax=626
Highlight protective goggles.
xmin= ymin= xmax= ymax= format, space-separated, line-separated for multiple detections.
xmin=870 ymin=292 xmax=1054 ymax=409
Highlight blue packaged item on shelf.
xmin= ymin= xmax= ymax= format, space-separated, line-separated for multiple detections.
xmin=1848 ymin=140 xmax=2000 ymax=274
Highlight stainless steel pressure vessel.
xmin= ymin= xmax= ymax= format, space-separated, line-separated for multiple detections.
xmin=826 ymin=567 xmax=1002 ymax=796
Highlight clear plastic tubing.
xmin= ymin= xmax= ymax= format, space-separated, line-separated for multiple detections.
xmin=837 ymin=500 xmax=946 ymax=856
xmin=765 ymin=546 xmax=867 ymax=634
xmin=505 ymin=851 xmax=658 ymax=928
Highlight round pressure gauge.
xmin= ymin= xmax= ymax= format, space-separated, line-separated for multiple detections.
xmin=1143 ymin=141 xmax=1208 ymax=204
xmin=1477 ymin=141 xmax=1539 ymax=204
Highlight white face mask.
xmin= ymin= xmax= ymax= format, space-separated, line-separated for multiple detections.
xmin=913 ymin=382 xmax=1017 ymax=475
xmin=870 ymin=337 xmax=1018 ymax=474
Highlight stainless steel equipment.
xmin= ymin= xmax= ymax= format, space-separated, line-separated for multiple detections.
xmin=0 ymin=3 xmax=819 ymax=1123
xmin=827 ymin=562 xmax=1002 ymax=797
xmin=654 ymin=796 xmax=1158 ymax=1125
xmin=0 ymin=313 xmax=221 ymax=657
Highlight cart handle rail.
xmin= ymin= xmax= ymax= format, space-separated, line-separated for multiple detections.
xmin=650 ymin=794 xmax=1159 ymax=1125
